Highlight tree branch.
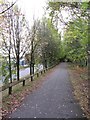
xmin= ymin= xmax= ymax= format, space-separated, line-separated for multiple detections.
xmin=0 ymin=0 xmax=18 ymax=14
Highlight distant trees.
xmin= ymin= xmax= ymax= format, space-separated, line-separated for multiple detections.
xmin=47 ymin=1 xmax=89 ymax=66
xmin=25 ymin=18 xmax=61 ymax=79
xmin=34 ymin=18 xmax=61 ymax=68
xmin=25 ymin=20 xmax=40 ymax=79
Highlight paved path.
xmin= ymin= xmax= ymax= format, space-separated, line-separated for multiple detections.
xmin=8 ymin=63 xmax=88 ymax=119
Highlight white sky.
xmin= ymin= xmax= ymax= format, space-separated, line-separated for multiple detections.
xmin=8 ymin=0 xmax=71 ymax=40
xmin=9 ymin=0 xmax=48 ymax=26
xmin=8 ymin=0 xmax=70 ymax=27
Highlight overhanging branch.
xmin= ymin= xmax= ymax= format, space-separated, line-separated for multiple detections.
xmin=0 ymin=0 xmax=18 ymax=14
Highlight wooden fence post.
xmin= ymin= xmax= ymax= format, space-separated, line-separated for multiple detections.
xmin=23 ymin=79 xmax=25 ymax=86
xmin=44 ymin=69 xmax=45 ymax=73
xmin=31 ymin=75 xmax=33 ymax=81
xmin=8 ymin=86 xmax=12 ymax=95
xmin=41 ymin=71 xmax=43 ymax=75
xmin=37 ymin=72 xmax=39 ymax=77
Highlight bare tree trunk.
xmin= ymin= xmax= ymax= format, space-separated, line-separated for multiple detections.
xmin=44 ymin=59 xmax=47 ymax=69
xmin=42 ymin=48 xmax=47 ymax=69
xmin=30 ymin=22 xmax=36 ymax=79
xmin=9 ymin=51 xmax=12 ymax=83
xmin=8 ymin=7 xmax=13 ymax=94
xmin=31 ymin=43 xmax=34 ymax=75
xmin=16 ymin=54 xmax=19 ymax=81
xmin=8 ymin=50 xmax=12 ymax=94
xmin=16 ymin=14 xmax=20 ymax=81
xmin=30 ymin=39 xmax=34 ymax=81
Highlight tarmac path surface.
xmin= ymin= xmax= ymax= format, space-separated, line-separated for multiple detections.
xmin=8 ymin=63 xmax=88 ymax=119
